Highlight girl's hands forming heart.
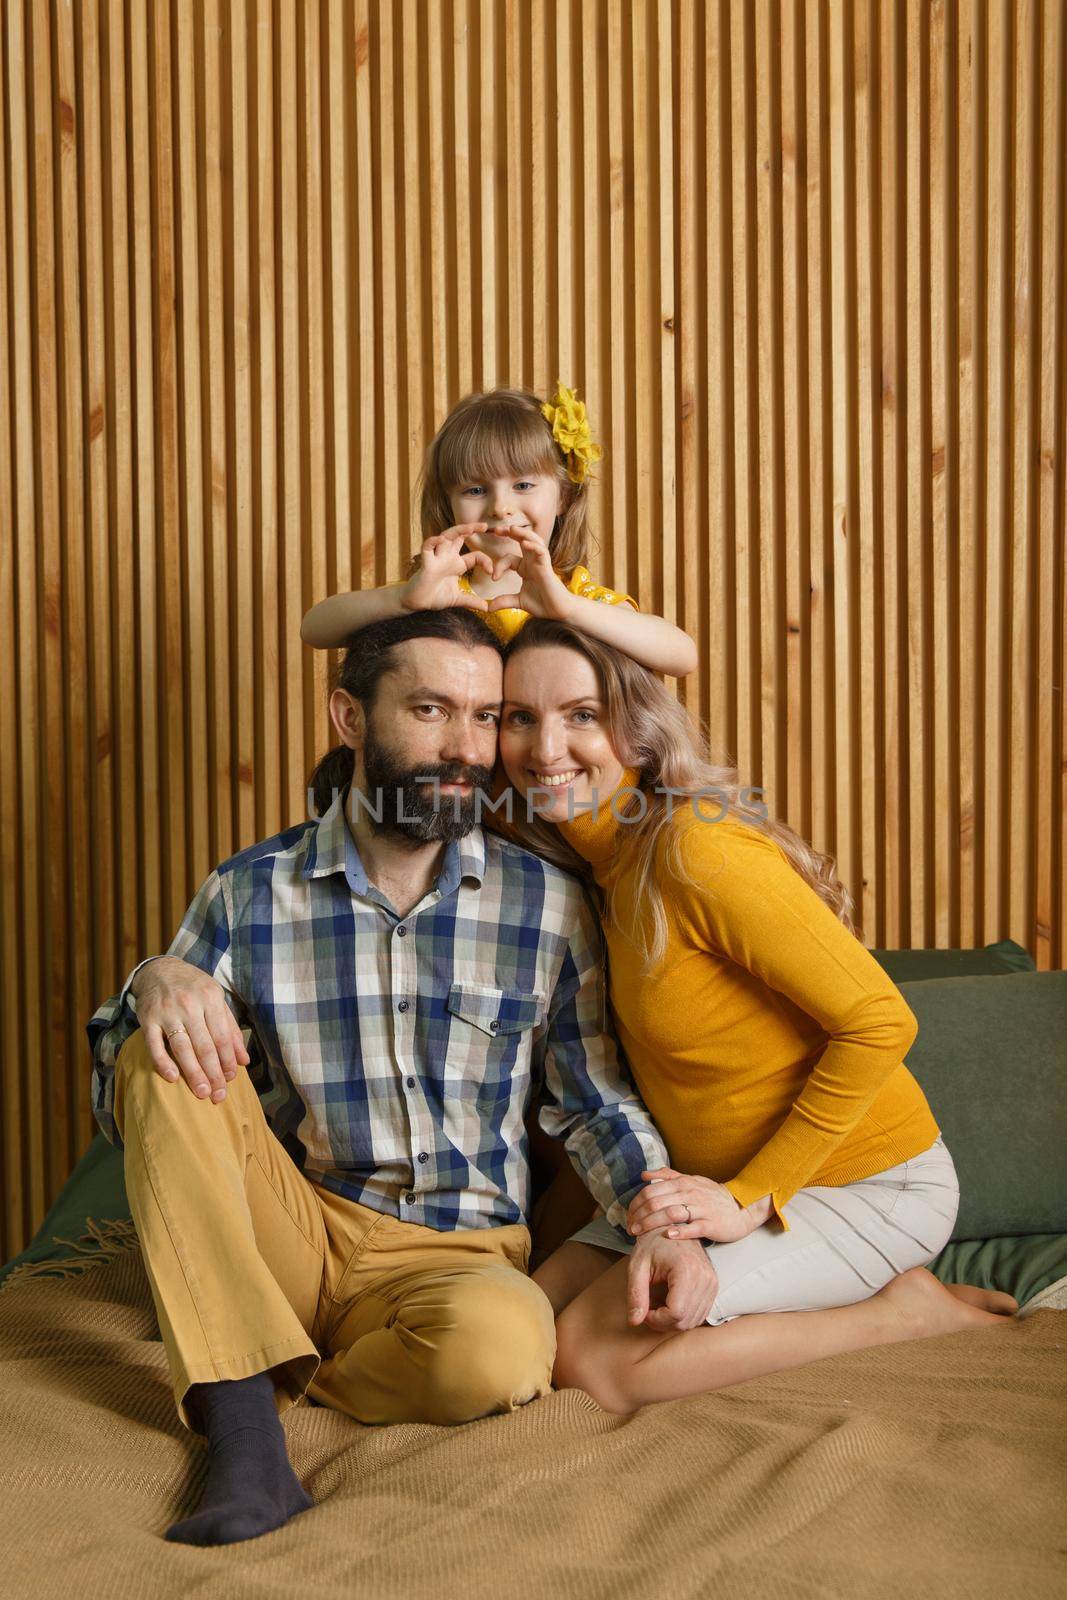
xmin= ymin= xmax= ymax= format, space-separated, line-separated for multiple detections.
xmin=403 ymin=526 xmax=495 ymax=612
xmin=486 ymin=528 xmax=575 ymax=620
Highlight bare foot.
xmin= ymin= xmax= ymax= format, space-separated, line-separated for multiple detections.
xmin=878 ymin=1266 xmax=1017 ymax=1342
xmin=942 ymin=1281 xmax=1018 ymax=1316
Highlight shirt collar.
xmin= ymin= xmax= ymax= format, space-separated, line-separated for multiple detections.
xmin=555 ymin=766 xmax=645 ymax=866
xmin=303 ymin=784 xmax=487 ymax=896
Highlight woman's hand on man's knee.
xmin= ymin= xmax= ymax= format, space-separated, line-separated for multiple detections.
xmin=131 ymin=956 xmax=250 ymax=1105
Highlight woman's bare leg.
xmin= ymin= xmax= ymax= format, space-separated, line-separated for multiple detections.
xmin=553 ymin=1264 xmax=1019 ymax=1414
xmin=532 ymin=1241 xmax=619 ymax=1317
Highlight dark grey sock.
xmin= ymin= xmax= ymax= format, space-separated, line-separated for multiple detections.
xmin=165 ymin=1370 xmax=314 ymax=1546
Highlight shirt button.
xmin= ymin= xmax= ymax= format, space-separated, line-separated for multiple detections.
xmin=417 ymin=1151 xmax=429 ymax=1163
xmin=404 ymin=1192 xmax=416 ymax=1204
xmin=396 ymin=925 xmax=407 ymax=937
xmin=488 ymin=1019 xmax=498 ymax=1033
xmin=406 ymin=1076 xmax=416 ymax=1088
xmin=398 ymin=999 xmax=410 ymax=1012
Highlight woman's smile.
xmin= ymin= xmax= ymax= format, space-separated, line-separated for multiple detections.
xmin=500 ymin=644 xmax=628 ymax=819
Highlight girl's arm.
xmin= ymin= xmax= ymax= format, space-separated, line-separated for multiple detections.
xmin=559 ymin=593 xmax=698 ymax=677
xmin=502 ymin=529 xmax=698 ymax=677
xmin=300 ymin=525 xmax=493 ymax=648
xmin=300 ymin=581 xmax=409 ymax=645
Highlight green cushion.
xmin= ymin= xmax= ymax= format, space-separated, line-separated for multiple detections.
xmin=0 ymin=1136 xmax=129 ymax=1290
xmin=899 ymin=971 xmax=1067 ymax=1240
xmin=870 ymin=939 xmax=1035 ymax=984
xmin=929 ymin=1233 xmax=1067 ymax=1306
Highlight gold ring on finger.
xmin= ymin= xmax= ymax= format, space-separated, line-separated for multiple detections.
xmin=165 ymin=1024 xmax=188 ymax=1039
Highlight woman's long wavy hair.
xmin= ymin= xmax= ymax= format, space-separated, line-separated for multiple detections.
xmin=412 ymin=387 xmax=596 ymax=577
xmin=502 ymin=619 xmax=859 ymax=974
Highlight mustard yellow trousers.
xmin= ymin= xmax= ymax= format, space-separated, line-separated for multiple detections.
xmin=112 ymin=1032 xmax=556 ymax=1432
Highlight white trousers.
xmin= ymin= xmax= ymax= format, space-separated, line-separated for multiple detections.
xmin=567 ymin=1136 xmax=961 ymax=1326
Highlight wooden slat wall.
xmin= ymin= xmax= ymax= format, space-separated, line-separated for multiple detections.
xmin=0 ymin=0 xmax=1064 ymax=1260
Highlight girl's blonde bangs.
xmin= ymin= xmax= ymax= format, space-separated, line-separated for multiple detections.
xmin=435 ymin=402 xmax=558 ymax=491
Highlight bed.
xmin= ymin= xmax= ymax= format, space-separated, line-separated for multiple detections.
xmin=1 ymin=945 xmax=1064 ymax=1596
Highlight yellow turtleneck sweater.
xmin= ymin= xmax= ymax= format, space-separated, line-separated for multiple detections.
xmin=504 ymin=769 xmax=939 ymax=1231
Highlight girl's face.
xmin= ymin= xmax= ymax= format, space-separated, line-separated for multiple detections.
xmin=448 ymin=470 xmax=562 ymax=567
xmin=499 ymin=645 xmax=627 ymax=822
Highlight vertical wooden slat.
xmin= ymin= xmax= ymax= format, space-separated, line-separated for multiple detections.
xmin=452 ymin=0 xmax=473 ymax=399
xmin=529 ymin=0 xmax=547 ymax=386
xmin=425 ymin=0 xmax=448 ymax=422
xmin=656 ymin=0 xmax=677 ymax=676
xmin=905 ymin=0 xmax=931 ymax=944
xmin=929 ymin=0 xmax=951 ymax=945
xmin=1009 ymin=0 xmax=1038 ymax=950
xmin=706 ymin=0 xmax=731 ymax=757
xmin=129 ymin=0 xmax=160 ymax=947
xmin=957 ymin=0 xmax=977 ymax=949
xmin=399 ymin=0 xmax=422 ymax=558
xmin=229 ymin=0 xmax=256 ymax=848
xmin=781 ymin=0 xmax=805 ymax=839
xmin=302 ymin=0 xmax=328 ymax=777
xmin=175 ymin=0 xmax=208 ymax=888
xmin=326 ymin=0 xmax=352 ymax=596
xmin=982 ymin=0 xmax=1009 ymax=944
xmin=151 ymin=0 xmax=187 ymax=936
xmin=731 ymin=1 xmax=753 ymax=779
xmin=81 ymin=0 xmax=116 ymax=1091
xmin=254 ymin=0 xmax=280 ymax=835
xmin=605 ymin=0 xmax=628 ymax=598
xmin=755 ymin=0 xmax=779 ymax=818
xmin=879 ymin=0 xmax=904 ymax=944
xmin=32 ymin=0 xmax=64 ymax=1200
xmin=277 ymin=0 xmax=302 ymax=825
xmin=805 ymin=0 xmax=831 ymax=864
xmin=203 ymin=0 xmax=233 ymax=864
xmin=354 ymin=0 xmax=377 ymax=584
xmin=1035 ymin=0 xmax=1066 ymax=970
xmin=854 ymin=0 xmax=880 ymax=941
xmin=374 ymin=0 xmax=399 ymax=598
xmin=0 ymin=0 xmax=26 ymax=1247
xmin=55 ymin=0 xmax=89 ymax=1174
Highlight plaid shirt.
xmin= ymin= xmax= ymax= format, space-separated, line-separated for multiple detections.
xmin=87 ymin=788 xmax=668 ymax=1238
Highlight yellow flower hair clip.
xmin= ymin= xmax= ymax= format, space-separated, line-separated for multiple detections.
xmin=541 ymin=380 xmax=603 ymax=486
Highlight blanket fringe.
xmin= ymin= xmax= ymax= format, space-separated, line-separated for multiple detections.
xmin=0 ymin=1217 xmax=141 ymax=1295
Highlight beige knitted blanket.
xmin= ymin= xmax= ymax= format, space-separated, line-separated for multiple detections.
xmin=1 ymin=1223 xmax=1064 ymax=1599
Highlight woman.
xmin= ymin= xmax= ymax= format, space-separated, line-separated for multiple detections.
xmin=495 ymin=617 xmax=1017 ymax=1413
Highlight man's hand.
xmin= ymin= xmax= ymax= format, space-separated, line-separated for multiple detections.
xmin=627 ymin=1167 xmax=760 ymax=1244
xmin=131 ymin=956 xmax=249 ymax=1103
xmin=626 ymin=1231 xmax=719 ymax=1332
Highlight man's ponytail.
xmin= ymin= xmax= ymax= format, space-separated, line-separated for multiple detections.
xmin=307 ymin=745 xmax=355 ymax=818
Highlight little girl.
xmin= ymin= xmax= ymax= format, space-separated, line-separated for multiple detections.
xmin=300 ymin=383 xmax=698 ymax=678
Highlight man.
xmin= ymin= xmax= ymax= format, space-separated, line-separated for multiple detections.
xmin=88 ymin=607 xmax=716 ymax=1547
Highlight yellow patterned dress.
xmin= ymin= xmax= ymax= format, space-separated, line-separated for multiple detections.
xmin=457 ymin=563 xmax=638 ymax=644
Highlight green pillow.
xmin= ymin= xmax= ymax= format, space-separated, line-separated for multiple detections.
xmin=871 ymin=939 xmax=1035 ymax=984
xmin=899 ymin=971 xmax=1067 ymax=1240
xmin=929 ymin=1233 xmax=1067 ymax=1306
xmin=0 ymin=1136 xmax=129 ymax=1290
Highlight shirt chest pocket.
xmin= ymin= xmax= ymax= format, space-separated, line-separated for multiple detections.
xmin=446 ymin=983 xmax=545 ymax=1036
xmin=443 ymin=984 xmax=545 ymax=1106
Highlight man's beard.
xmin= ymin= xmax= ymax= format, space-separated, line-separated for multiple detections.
xmin=356 ymin=725 xmax=494 ymax=844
